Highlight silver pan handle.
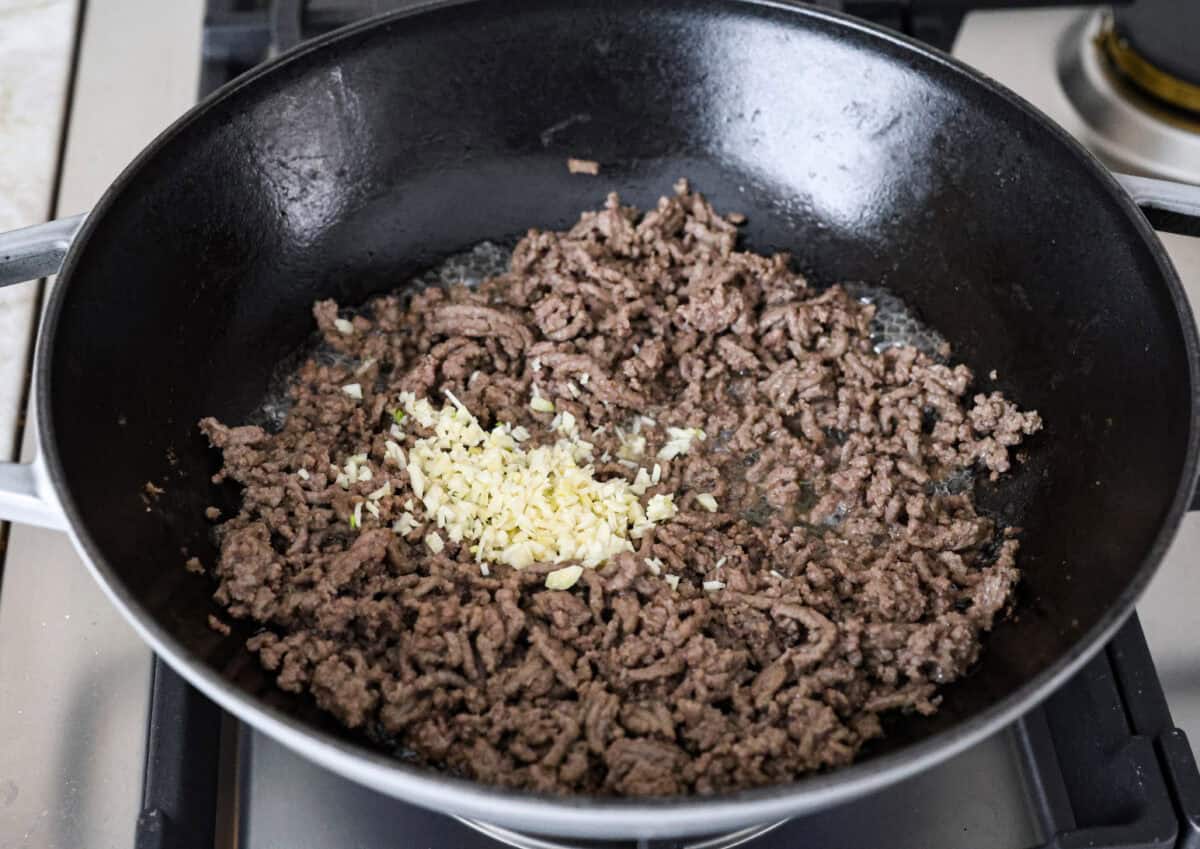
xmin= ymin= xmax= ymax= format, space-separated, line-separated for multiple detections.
xmin=1115 ymin=174 xmax=1200 ymax=234
xmin=0 ymin=215 xmax=86 ymax=529
xmin=0 ymin=214 xmax=86 ymax=289
xmin=0 ymin=459 xmax=65 ymax=530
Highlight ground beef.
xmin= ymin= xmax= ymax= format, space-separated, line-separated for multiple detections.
xmin=199 ymin=181 xmax=1041 ymax=797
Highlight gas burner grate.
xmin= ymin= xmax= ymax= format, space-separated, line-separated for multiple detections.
xmin=200 ymin=0 xmax=984 ymax=99
xmin=1057 ymin=11 xmax=1200 ymax=186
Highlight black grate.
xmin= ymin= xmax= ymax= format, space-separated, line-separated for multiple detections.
xmin=134 ymin=658 xmax=223 ymax=849
xmin=198 ymin=0 xmax=1009 ymax=98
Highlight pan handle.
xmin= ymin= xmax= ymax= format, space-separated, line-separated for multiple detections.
xmin=0 ymin=459 xmax=66 ymax=530
xmin=0 ymin=214 xmax=87 ymax=290
xmin=1115 ymin=174 xmax=1200 ymax=511
xmin=1114 ymin=174 xmax=1200 ymax=237
xmin=0 ymin=215 xmax=85 ymax=529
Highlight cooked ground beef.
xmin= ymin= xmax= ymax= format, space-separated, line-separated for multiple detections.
xmin=199 ymin=181 xmax=1041 ymax=797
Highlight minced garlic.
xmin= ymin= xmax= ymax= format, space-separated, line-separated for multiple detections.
xmin=393 ymin=512 xmax=418 ymax=536
xmin=545 ymin=565 xmax=584 ymax=590
xmin=617 ymin=430 xmax=646 ymax=461
xmin=646 ymin=493 xmax=677 ymax=523
xmin=551 ymin=410 xmax=579 ymax=439
xmin=335 ymin=452 xmax=372 ymax=489
xmin=657 ymin=426 xmax=706 ymax=461
xmin=384 ymin=440 xmax=405 ymax=467
xmin=631 ymin=467 xmax=653 ymax=495
xmin=530 ymin=386 xmax=555 ymax=413
xmin=397 ymin=393 xmax=675 ymax=570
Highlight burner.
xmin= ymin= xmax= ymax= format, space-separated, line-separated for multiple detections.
xmin=1056 ymin=11 xmax=1200 ymax=185
xmin=1106 ymin=0 xmax=1200 ymax=114
xmin=457 ymin=818 xmax=787 ymax=849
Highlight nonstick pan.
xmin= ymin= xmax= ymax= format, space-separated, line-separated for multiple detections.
xmin=1 ymin=0 xmax=1199 ymax=839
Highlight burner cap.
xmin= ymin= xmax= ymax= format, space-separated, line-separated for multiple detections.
xmin=1056 ymin=11 xmax=1200 ymax=184
xmin=1102 ymin=2 xmax=1200 ymax=114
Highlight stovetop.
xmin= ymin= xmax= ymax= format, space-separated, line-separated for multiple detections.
xmin=4 ymin=3 xmax=1200 ymax=849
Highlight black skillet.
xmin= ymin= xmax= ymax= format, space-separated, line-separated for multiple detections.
xmin=0 ymin=0 xmax=1198 ymax=839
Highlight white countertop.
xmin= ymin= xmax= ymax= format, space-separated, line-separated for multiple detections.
xmin=0 ymin=1 xmax=203 ymax=847
xmin=0 ymin=0 xmax=76 ymax=453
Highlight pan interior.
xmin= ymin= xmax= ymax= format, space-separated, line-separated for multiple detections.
xmin=43 ymin=0 xmax=1193 ymax=810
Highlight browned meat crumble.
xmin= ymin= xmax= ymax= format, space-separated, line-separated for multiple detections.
xmin=199 ymin=181 xmax=1041 ymax=797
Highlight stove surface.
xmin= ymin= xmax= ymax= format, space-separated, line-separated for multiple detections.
xmin=2 ymin=4 xmax=1200 ymax=849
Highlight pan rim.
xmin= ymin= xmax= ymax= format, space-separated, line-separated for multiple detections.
xmin=34 ymin=0 xmax=1200 ymax=837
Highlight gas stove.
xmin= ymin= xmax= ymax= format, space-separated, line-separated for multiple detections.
xmin=3 ymin=3 xmax=1200 ymax=849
